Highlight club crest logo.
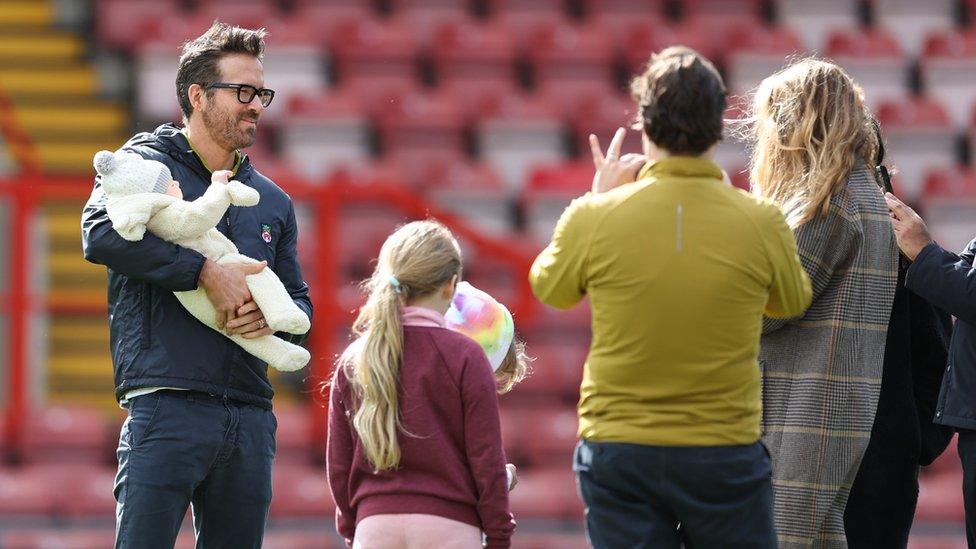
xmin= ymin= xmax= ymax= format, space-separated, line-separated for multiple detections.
xmin=261 ymin=223 xmax=272 ymax=244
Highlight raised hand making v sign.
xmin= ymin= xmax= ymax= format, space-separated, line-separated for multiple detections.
xmin=588 ymin=127 xmax=646 ymax=194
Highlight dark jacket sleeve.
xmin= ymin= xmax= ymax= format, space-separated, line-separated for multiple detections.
xmin=906 ymin=241 xmax=976 ymax=325
xmin=82 ymin=176 xmax=206 ymax=291
xmin=272 ymin=200 xmax=312 ymax=345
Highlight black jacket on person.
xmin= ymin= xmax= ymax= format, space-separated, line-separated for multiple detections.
xmin=81 ymin=124 xmax=312 ymax=409
xmin=845 ymin=260 xmax=954 ymax=548
xmin=907 ymin=238 xmax=976 ymax=431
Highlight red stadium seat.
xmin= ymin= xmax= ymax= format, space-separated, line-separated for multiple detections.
xmin=582 ymin=0 xmax=667 ymax=17
xmin=524 ymin=160 xmax=592 ymax=244
xmin=725 ymin=25 xmax=804 ymax=95
xmin=331 ymin=18 xmax=421 ymax=87
xmin=514 ymin=340 xmax=587 ymax=401
xmin=269 ymin=463 xmax=336 ymax=518
xmin=826 ymin=27 xmax=908 ymax=108
xmin=493 ymin=9 xmax=574 ymax=49
xmin=876 ymin=95 xmax=955 ymax=201
xmin=476 ymin=93 xmax=567 ymax=189
xmin=441 ymin=78 xmax=522 ymax=123
xmin=916 ymin=468 xmax=966 ymax=522
xmin=0 ymin=528 xmax=117 ymax=548
xmin=376 ymin=89 xmax=467 ymax=160
xmin=921 ymin=30 xmax=976 ymax=128
xmin=22 ymin=404 xmax=112 ymax=464
xmin=775 ymin=0 xmax=860 ymax=51
xmin=56 ymin=463 xmax=118 ymax=518
xmin=292 ymin=2 xmax=374 ymax=49
xmin=274 ymin=403 xmax=314 ymax=465
xmin=680 ymin=0 xmax=766 ymax=18
xmin=425 ymin=161 xmax=516 ymax=237
xmin=0 ymin=464 xmax=59 ymax=516
xmin=590 ymin=10 xmax=665 ymax=56
xmin=432 ymin=19 xmax=519 ymax=88
xmin=96 ymin=0 xmax=178 ymax=50
xmin=874 ymin=0 xmax=956 ymax=56
xmin=526 ymin=21 xmax=616 ymax=88
xmin=520 ymin=406 xmax=581 ymax=466
xmin=558 ymin=90 xmax=640 ymax=160
xmin=508 ymin=467 xmax=585 ymax=520
xmin=622 ymin=20 xmax=719 ymax=73
xmin=921 ymin=167 xmax=976 ymax=253
xmin=281 ymin=88 xmax=372 ymax=180
xmin=395 ymin=8 xmax=477 ymax=50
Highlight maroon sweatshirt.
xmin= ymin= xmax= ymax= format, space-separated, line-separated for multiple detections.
xmin=326 ymin=323 xmax=515 ymax=548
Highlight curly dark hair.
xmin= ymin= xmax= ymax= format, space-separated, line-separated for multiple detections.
xmin=629 ymin=46 xmax=727 ymax=156
xmin=176 ymin=21 xmax=267 ymax=120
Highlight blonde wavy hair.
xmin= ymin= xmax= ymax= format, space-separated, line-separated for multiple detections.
xmin=749 ymin=58 xmax=879 ymax=227
xmin=495 ymin=338 xmax=532 ymax=395
xmin=339 ymin=220 xmax=462 ymax=471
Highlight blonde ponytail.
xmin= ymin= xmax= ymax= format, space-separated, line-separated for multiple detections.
xmin=339 ymin=220 xmax=462 ymax=471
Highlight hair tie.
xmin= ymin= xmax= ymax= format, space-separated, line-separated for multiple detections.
xmin=388 ymin=276 xmax=403 ymax=294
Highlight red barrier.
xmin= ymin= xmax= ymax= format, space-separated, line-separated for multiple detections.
xmin=0 ymin=173 xmax=539 ymax=459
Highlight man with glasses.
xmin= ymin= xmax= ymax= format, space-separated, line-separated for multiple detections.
xmin=82 ymin=21 xmax=312 ymax=549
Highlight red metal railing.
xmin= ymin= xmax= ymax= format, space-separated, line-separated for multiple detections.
xmin=0 ymin=173 xmax=540 ymax=459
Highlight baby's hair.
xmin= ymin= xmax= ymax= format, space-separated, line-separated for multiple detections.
xmin=495 ymin=337 xmax=531 ymax=394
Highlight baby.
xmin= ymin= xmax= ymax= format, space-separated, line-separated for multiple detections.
xmin=93 ymin=149 xmax=310 ymax=371
xmin=446 ymin=281 xmax=530 ymax=490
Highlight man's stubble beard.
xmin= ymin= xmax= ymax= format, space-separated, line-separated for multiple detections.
xmin=202 ymin=103 xmax=257 ymax=151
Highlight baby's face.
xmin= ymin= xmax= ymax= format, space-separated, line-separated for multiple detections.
xmin=166 ymin=180 xmax=183 ymax=200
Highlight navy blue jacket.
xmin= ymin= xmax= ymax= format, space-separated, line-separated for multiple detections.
xmin=81 ymin=124 xmax=312 ymax=409
xmin=906 ymin=238 xmax=976 ymax=430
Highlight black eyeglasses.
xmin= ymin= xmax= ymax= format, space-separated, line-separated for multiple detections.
xmin=206 ymin=83 xmax=275 ymax=108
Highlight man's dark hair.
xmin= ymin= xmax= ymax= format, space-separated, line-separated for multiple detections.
xmin=176 ymin=21 xmax=267 ymax=120
xmin=629 ymin=46 xmax=727 ymax=156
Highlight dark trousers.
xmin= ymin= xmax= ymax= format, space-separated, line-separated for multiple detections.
xmin=114 ymin=390 xmax=277 ymax=549
xmin=573 ymin=439 xmax=776 ymax=549
xmin=959 ymin=429 xmax=976 ymax=548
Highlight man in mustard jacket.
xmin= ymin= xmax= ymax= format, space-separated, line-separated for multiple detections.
xmin=529 ymin=46 xmax=812 ymax=548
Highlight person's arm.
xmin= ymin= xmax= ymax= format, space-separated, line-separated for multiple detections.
xmin=529 ymin=196 xmax=593 ymax=309
xmin=761 ymin=206 xmax=813 ymax=320
xmin=82 ymin=175 xmax=206 ymax=291
xmin=326 ymin=368 xmax=356 ymax=547
xmin=149 ymin=183 xmax=233 ymax=242
xmin=762 ymin=208 xmax=854 ymax=334
xmin=460 ymin=348 xmax=515 ymax=549
xmin=272 ymin=201 xmax=313 ymax=344
xmin=906 ymin=242 xmax=976 ymax=324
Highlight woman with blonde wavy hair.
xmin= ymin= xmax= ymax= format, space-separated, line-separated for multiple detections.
xmin=751 ymin=59 xmax=900 ymax=547
xmin=326 ymin=220 xmax=515 ymax=548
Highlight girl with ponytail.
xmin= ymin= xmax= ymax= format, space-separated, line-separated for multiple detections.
xmin=326 ymin=220 xmax=515 ymax=548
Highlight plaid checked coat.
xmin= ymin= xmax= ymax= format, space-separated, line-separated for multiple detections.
xmin=759 ymin=163 xmax=899 ymax=548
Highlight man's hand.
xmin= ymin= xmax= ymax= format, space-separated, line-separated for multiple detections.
xmin=198 ymin=259 xmax=267 ymax=330
xmin=226 ymin=300 xmax=275 ymax=338
xmin=885 ymin=192 xmax=934 ymax=261
xmin=589 ymin=127 xmax=646 ymax=194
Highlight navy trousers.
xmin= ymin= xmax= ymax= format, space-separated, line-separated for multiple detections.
xmin=574 ymin=439 xmax=776 ymax=549
xmin=114 ymin=390 xmax=277 ymax=549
